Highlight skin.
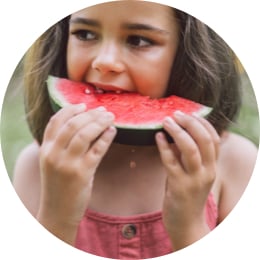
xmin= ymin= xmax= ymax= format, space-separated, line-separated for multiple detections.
xmin=67 ymin=1 xmax=179 ymax=98
xmin=13 ymin=1 xmax=257 ymax=252
xmin=156 ymin=113 xmax=220 ymax=247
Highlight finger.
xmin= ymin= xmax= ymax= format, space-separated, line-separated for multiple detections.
xmin=192 ymin=115 xmax=220 ymax=160
xmin=85 ymin=126 xmax=117 ymax=169
xmin=162 ymin=116 xmax=201 ymax=172
xmin=173 ymin=111 xmax=217 ymax=166
xmin=54 ymin=110 xmax=98 ymax=149
xmin=155 ymin=131 xmax=185 ymax=175
xmin=67 ymin=111 xmax=115 ymax=155
xmin=55 ymin=107 xmax=109 ymax=149
xmin=43 ymin=104 xmax=86 ymax=141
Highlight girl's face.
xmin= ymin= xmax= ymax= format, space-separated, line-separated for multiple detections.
xmin=67 ymin=1 xmax=179 ymax=98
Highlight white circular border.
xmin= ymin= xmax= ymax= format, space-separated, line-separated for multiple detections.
xmin=0 ymin=0 xmax=259 ymax=259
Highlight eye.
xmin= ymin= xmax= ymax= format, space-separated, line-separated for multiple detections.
xmin=71 ymin=30 xmax=97 ymax=41
xmin=127 ymin=35 xmax=154 ymax=48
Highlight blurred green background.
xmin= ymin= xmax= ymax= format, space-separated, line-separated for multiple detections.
xmin=1 ymin=61 xmax=259 ymax=180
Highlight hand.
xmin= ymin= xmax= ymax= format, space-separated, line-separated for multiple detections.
xmin=37 ymin=104 xmax=116 ymax=244
xmin=156 ymin=111 xmax=220 ymax=249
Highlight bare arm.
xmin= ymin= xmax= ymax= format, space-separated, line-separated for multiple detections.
xmin=12 ymin=144 xmax=78 ymax=244
xmin=13 ymin=105 xmax=116 ymax=246
xmin=12 ymin=142 xmax=41 ymax=218
xmin=218 ymin=133 xmax=258 ymax=222
xmin=156 ymin=113 xmax=220 ymax=250
xmin=156 ymin=111 xmax=258 ymax=250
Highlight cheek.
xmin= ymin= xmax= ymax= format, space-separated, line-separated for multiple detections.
xmin=152 ymin=50 xmax=176 ymax=97
xmin=66 ymin=43 xmax=88 ymax=81
xmin=135 ymin=56 xmax=173 ymax=98
xmin=134 ymin=71 xmax=168 ymax=98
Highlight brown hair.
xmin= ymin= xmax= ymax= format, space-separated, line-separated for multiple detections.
xmin=24 ymin=16 xmax=69 ymax=144
xmin=168 ymin=10 xmax=241 ymax=133
xmin=23 ymin=5 xmax=241 ymax=144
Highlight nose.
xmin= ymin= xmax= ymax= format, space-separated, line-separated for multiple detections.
xmin=92 ymin=41 xmax=125 ymax=74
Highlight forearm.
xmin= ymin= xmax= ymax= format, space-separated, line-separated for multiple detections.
xmin=36 ymin=210 xmax=79 ymax=246
xmin=166 ymin=220 xmax=210 ymax=250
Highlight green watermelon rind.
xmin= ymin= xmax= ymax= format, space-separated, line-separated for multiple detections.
xmin=47 ymin=76 xmax=72 ymax=109
xmin=46 ymin=75 xmax=212 ymax=145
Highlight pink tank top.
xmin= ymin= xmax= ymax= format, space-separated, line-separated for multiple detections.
xmin=75 ymin=193 xmax=218 ymax=259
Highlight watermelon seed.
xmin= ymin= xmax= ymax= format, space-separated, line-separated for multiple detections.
xmin=130 ymin=160 xmax=137 ymax=169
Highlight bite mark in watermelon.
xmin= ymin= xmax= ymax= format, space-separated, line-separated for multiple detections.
xmin=46 ymin=75 xmax=212 ymax=146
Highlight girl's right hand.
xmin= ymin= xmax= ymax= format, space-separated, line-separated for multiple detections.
xmin=37 ymin=104 xmax=116 ymax=244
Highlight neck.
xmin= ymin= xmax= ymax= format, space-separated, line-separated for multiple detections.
xmin=89 ymin=143 xmax=167 ymax=216
xmin=101 ymin=142 xmax=160 ymax=167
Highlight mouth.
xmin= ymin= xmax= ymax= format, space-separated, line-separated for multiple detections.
xmin=87 ymin=82 xmax=127 ymax=94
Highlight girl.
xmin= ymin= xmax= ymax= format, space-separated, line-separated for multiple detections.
xmin=13 ymin=1 xmax=257 ymax=259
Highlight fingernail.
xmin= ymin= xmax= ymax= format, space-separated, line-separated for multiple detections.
xmin=106 ymin=112 xmax=115 ymax=120
xmin=76 ymin=103 xmax=86 ymax=110
xmin=156 ymin=132 xmax=165 ymax=141
xmin=96 ymin=106 xmax=106 ymax=111
xmin=192 ymin=112 xmax=199 ymax=117
xmin=108 ymin=126 xmax=116 ymax=134
xmin=174 ymin=110 xmax=185 ymax=118
xmin=106 ymin=126 xmax=117 ymax=138
xmin=164 ymin=116 xmax=174 ymax=126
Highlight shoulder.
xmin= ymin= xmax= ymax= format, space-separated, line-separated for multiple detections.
xmin=217 ymin=132 xmax=258 ymax=221
xmin=15 ymin=141 xmax=40 ymax=164
xmin=219 ymin=132 xmax=258 ymax=172
xmin=12 ymin=142 xmax=41 ymax=217
xmin=13 ymin=142 xmax=40 ymax=180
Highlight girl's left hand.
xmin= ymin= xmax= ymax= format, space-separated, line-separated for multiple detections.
xmin=155 ymin=111 xmax=220 ymax=250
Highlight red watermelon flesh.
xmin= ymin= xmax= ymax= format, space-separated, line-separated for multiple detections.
xmin=47 ymin=75 xmax=212 ymax=130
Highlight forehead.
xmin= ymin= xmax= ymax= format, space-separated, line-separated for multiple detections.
xmin=70 ymin=1 xmax=176 ymax=27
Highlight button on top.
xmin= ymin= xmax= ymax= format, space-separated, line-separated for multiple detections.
xmin=122 ymin=224 xmax=137 ymax=239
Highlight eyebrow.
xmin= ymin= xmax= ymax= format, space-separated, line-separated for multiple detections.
xmin=69 ymin=17 xmax=101 ymax=27
xmin=122 ymin=23 xmax=170 ymax=35
xmin=70 ymin=17 xmax=169 ymax=35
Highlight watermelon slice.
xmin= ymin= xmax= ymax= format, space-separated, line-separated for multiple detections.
xmin=46 ymin=75 xmax=212 ymax=146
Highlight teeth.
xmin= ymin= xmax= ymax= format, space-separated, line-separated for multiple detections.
xmin=95 ymin=88 xmax=105 ymax=94
xmin=86 ymin=85 xmax=123 ymax=94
